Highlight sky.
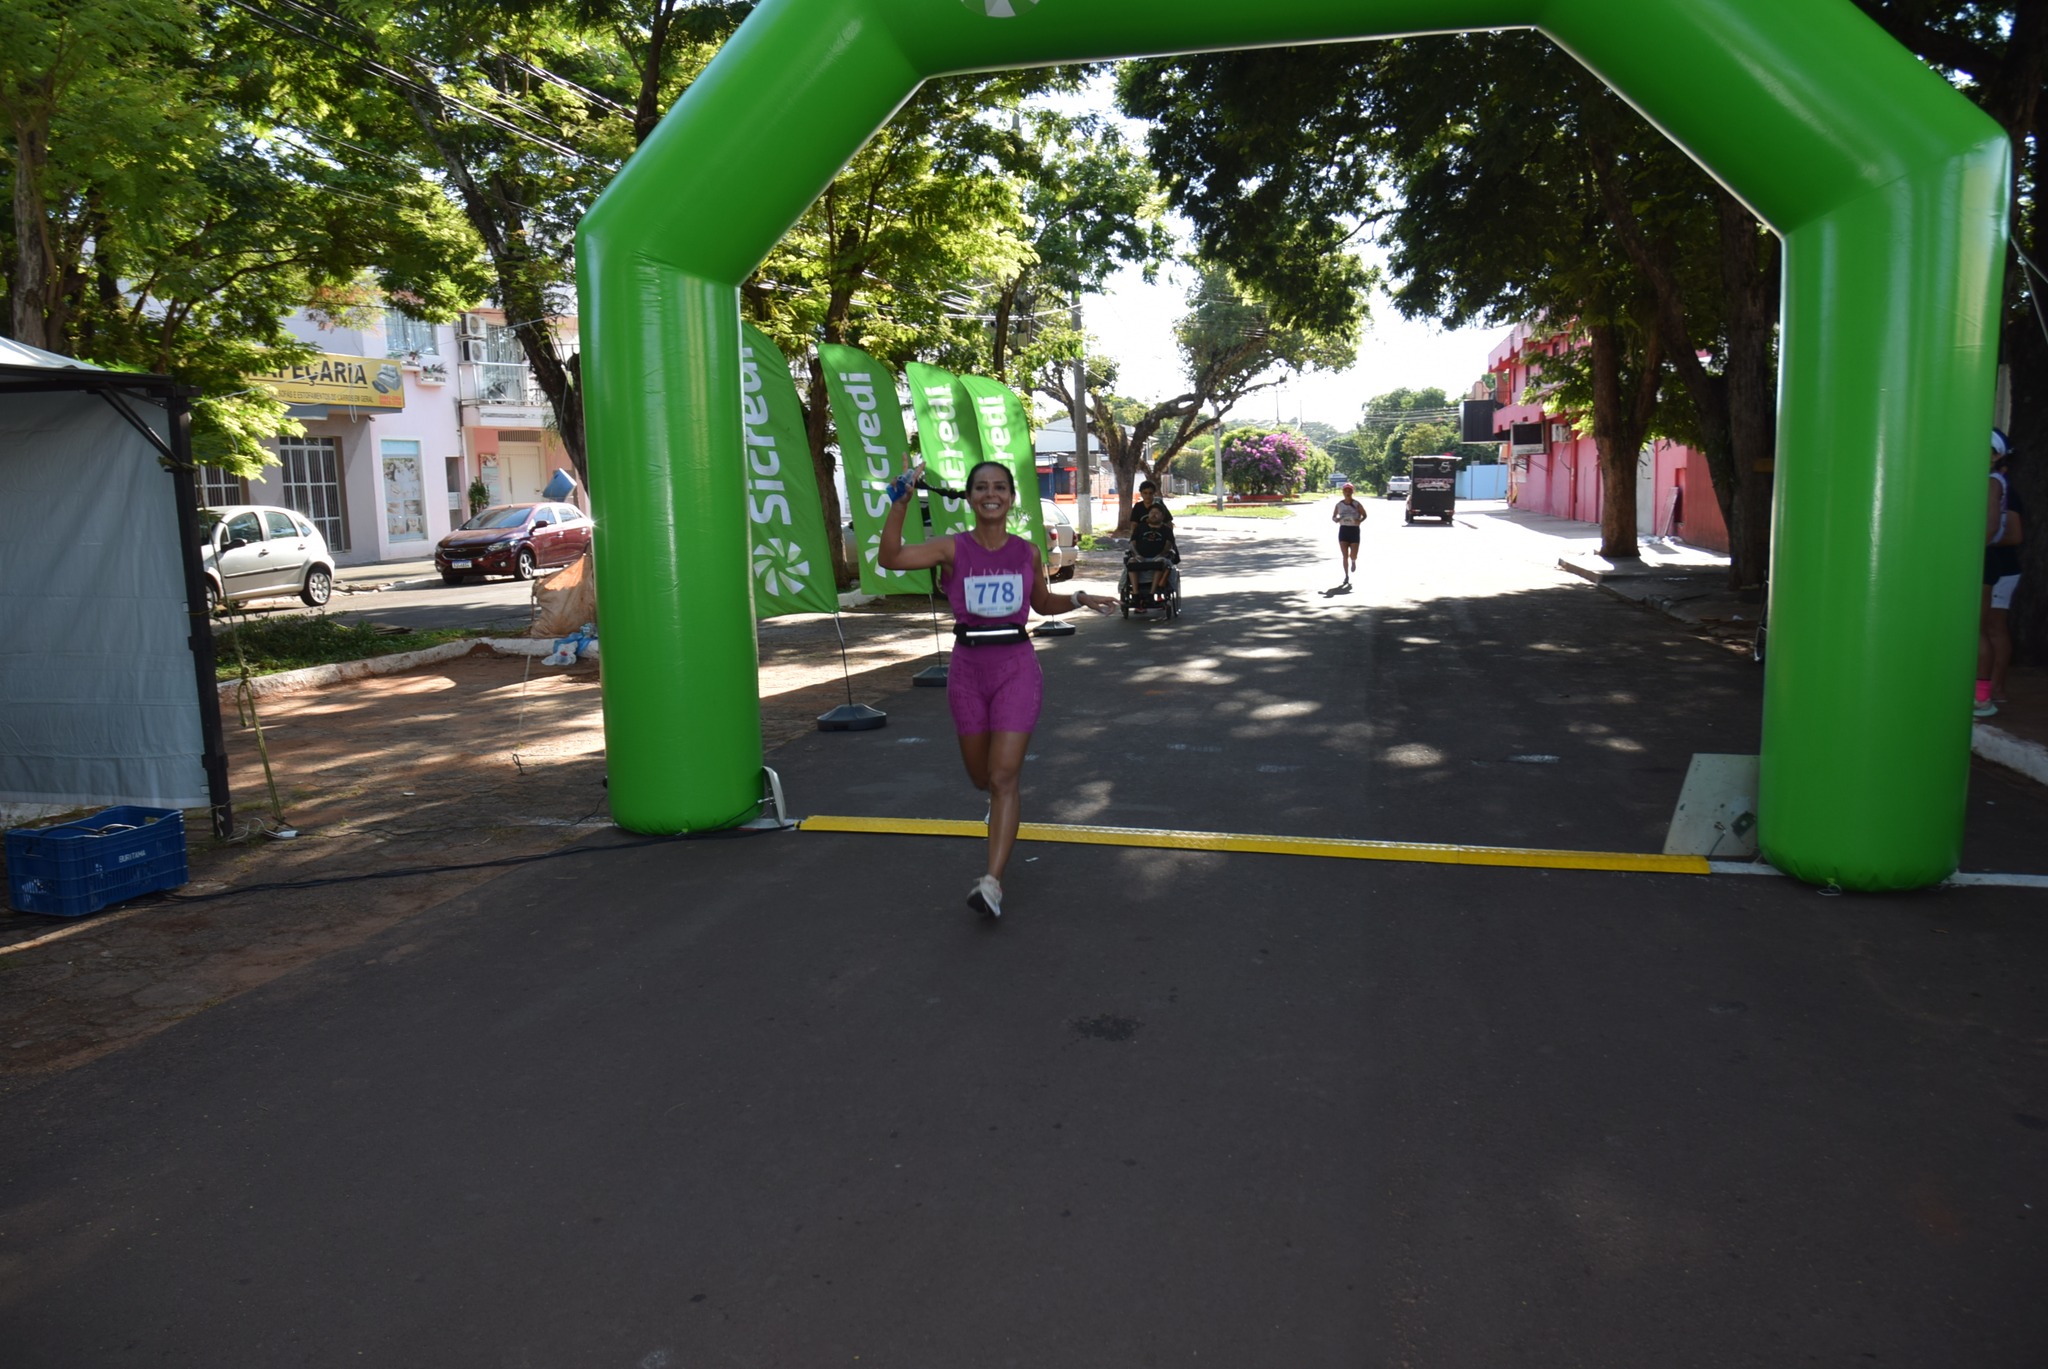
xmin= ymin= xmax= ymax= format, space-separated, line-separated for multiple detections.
xmin=1038 ymin=69 xmax=1511 ymax=434
xmin=1080 ymin=255 xmax=1511 ymax=432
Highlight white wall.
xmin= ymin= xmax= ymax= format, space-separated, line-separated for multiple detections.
xmin=250 ymin=312 xmax=469 ymax=564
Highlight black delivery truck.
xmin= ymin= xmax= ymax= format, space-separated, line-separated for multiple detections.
xmin=1405 ymin=454 xmax=1457 ymax=524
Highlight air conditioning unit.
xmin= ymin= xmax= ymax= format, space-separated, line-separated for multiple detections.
xmin=460 ymin=337 xmax=489 ymax=363
xmin=1550 ymin=422 xmax=1572 ymax=446
xmin=458 ymin=312 xmax=487 ymax=338
xmin=1508 ymin=421 xmax=1546 ymax=456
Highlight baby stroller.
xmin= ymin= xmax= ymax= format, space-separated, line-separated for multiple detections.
xmin=1119 ymin=551 xmax=1181 ymax=620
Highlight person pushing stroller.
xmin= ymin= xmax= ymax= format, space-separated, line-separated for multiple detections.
xmin=1125 ymin=503 xmax=1180 ymax=606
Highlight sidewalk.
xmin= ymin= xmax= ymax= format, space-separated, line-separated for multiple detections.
xmin=332 ymin=558 xmax=440 ymax=592
xmin=331 ymin=556 xmax=877 ymax=610
xmin=1490 ymin=506 xmax=2048 ymax=789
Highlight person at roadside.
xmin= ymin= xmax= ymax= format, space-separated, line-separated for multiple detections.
xmin=1129 ymin=479 xmax=1173 ymax=531
xmin=1331 ymin=482 xmax=1368 ymax=586
xmin=1977 ymin=428 xmax=2026 ymax=718
xmin=879 ymin=459 xmax=1116 ymax=921
xmin=1127 ymin=502 xmax=1180 ymax=601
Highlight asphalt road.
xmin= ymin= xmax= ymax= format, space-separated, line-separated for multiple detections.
xmin=4 ymin=499 xmax=2043 ymax=1366
xmin=235 ymin=570 xmax=543 ymax=634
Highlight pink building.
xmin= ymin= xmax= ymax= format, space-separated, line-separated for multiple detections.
xmin=1485 ymin=323 xmax=1729 ymax=553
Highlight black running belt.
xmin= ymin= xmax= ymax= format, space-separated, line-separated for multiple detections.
xmin=953 ymin=623 xmax=1030 ymax=646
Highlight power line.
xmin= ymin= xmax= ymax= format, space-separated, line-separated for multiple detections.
xmin=264 ymin=0 xmax=574 ymax=136
xmin=224 ymin=0 xmax=598 ymax=166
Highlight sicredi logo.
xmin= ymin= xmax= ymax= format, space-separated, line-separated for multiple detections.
xmin=739 ymin=344 xmax=792 ymax=530
xmin=752 ymin=537 xmax=811 ymax=597
xmin=961 ymin=0 xmax=1038 ymax=15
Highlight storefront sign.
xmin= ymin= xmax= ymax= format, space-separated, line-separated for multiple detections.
xmin=252 ymin=352 xmax=406 ymax=410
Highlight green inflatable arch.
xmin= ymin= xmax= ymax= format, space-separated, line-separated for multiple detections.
xmin=575 ymin=0 xmax=2009 ymax=891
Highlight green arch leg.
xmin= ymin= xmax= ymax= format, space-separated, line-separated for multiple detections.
xmin=1761 ymin=159 xmax=2010 ymax=888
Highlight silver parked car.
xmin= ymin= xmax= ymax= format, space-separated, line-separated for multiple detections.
xmin=1040 ymin=499 xmax=1078 ymax=581
xmin=198 ymin=504 xmax=336 ymax=612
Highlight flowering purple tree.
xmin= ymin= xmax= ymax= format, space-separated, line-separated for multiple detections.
xmin=1221 ymin=428 xmax=1312 ymax=497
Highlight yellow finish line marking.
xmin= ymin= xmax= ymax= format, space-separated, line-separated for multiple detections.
xmin=798 ymin=815 xmax=1711 ymax=876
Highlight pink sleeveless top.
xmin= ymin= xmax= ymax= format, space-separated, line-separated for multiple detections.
xmin=943 ymin=531 xmax=1035 ymax=627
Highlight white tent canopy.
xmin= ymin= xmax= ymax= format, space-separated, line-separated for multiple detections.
xmin=0 ymin=348 xmax=220 ymax=824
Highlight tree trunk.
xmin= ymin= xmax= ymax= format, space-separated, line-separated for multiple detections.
xmin=11 ymin=115 xmax=57 ymax=352
xmin=2006 ymin=106 xmax=2048 ymax=666
xmin=803 ymin=353 xmax=854 ymax=588
xmin=1718 ymin=191 xmax=1777 ymax=590
xmin=1587 ymin=320 xmax=1657 ymax=559
xmin=630 ymin=0 xmax=678 ymax=149
xmin=496 ymin=266 xmax=587 ymax=490
xmin=990 ymin=282 xmax=1016 ymax=378
xmin=1589 ymin=154 xmax=1775 ymax=585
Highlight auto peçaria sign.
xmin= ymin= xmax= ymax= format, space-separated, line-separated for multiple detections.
xmin=251 ymin=353 xmax=406 ymax=409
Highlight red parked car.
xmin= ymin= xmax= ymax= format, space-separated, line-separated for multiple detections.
xmin=435 ymin=502 xmax=593 ymax=583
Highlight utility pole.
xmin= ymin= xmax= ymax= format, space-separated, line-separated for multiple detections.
xmin=1213 ymin=398 xmax=1226 ymax=511
xmin=1072 ymin=298 xmax=1090 ymax=537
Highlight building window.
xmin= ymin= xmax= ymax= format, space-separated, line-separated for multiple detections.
xmin=474 ymin=322 xmax=548 ymax=405
xmin=196 ymin=465 xmax=244 ymax=507
xmin=277 ymin=435 xmax=348 ymax=551
xmin=381 ymin=439 xmax=427 ymax=543
xmin=385 ymin=308 xmax=439 ymax=358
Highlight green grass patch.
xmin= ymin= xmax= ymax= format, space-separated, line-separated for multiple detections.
xmin=1175 ymin=502 xmax=1295 ymax=519
xmin=212 ymin=616 xmax=483 ymax=679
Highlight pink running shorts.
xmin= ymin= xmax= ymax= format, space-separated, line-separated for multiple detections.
xmin=947 ymin=642 xmax=1043 ymax=735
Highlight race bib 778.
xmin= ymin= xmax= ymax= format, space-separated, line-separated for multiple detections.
xmin=961 ymin=572 xmax=1025 ymax=618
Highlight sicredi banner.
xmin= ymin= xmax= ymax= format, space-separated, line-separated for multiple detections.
xmin=903 ymin=362 xmax=979 ymax=538
xmin=739 ymin=324 xmax=837 ymax=618
xmin=957 ymin=373 xmax=1046 ymax=559
xmin=818 ymin=345 xmax=930 ymax=596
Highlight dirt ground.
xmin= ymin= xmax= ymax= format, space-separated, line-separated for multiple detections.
xmin=0 ymin=599 xmax=965 ymax=1093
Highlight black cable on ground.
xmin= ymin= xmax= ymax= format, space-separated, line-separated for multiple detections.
xmin=160 ymin=823 xmax=785 ymax=904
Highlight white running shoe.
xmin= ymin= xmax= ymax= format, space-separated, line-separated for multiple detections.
xmin=968 ymin=875 xmax=1003 ymax=920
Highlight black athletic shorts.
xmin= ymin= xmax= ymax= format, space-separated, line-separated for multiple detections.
xmin=1337 ymin=525 xmax=1361 ymax=544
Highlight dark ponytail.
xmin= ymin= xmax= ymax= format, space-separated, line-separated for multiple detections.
xmin=921 ymin=459 xmax=1013 ymax=501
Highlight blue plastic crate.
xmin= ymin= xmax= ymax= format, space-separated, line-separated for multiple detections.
xmin=6 ymin=807 xmax=189 ymax=917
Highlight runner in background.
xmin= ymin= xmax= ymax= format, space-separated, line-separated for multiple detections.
xmin=879 ymin=459 xmax=1116 ymax=921
xmin=1331 ymin=483 xmax=1368 ymax=588
xmin=1977 ymin=429 xmax=2026 ymax=717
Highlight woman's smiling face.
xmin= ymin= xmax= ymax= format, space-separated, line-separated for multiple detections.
xmin=968 ymin=462 xmax=1015 ymax=523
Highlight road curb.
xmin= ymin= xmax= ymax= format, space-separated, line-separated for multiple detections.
xmin=216 ymin=637 xmax=594 ymax=706
xmin=335 ymin=576 xmax=442 ymax=593
xmin=1578 ymin=564 xmax=2048 ymax=790
xmin=1972 ymin=722 xmax=2048 ymax=788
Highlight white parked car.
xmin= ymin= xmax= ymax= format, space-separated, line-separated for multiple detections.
xmin=1385 ymin=475 xmax=1412 ymax=500
xmin=198 ymin=504 xmax=336 ymax=613
xmin=1040 ymin=499 xmax=1078 ymax=581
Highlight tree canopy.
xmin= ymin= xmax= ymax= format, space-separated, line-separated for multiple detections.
xmin=2 ymin=0 xmax=490 ymax=470
xmin=1119 ymin=33 xmax=1778 ymax=575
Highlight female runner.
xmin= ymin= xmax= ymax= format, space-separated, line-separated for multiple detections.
xmin=1331 ymin=482 xmax=1367 ymax=586
xmin=879 ymin=459 xmax=1115 ymax=919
